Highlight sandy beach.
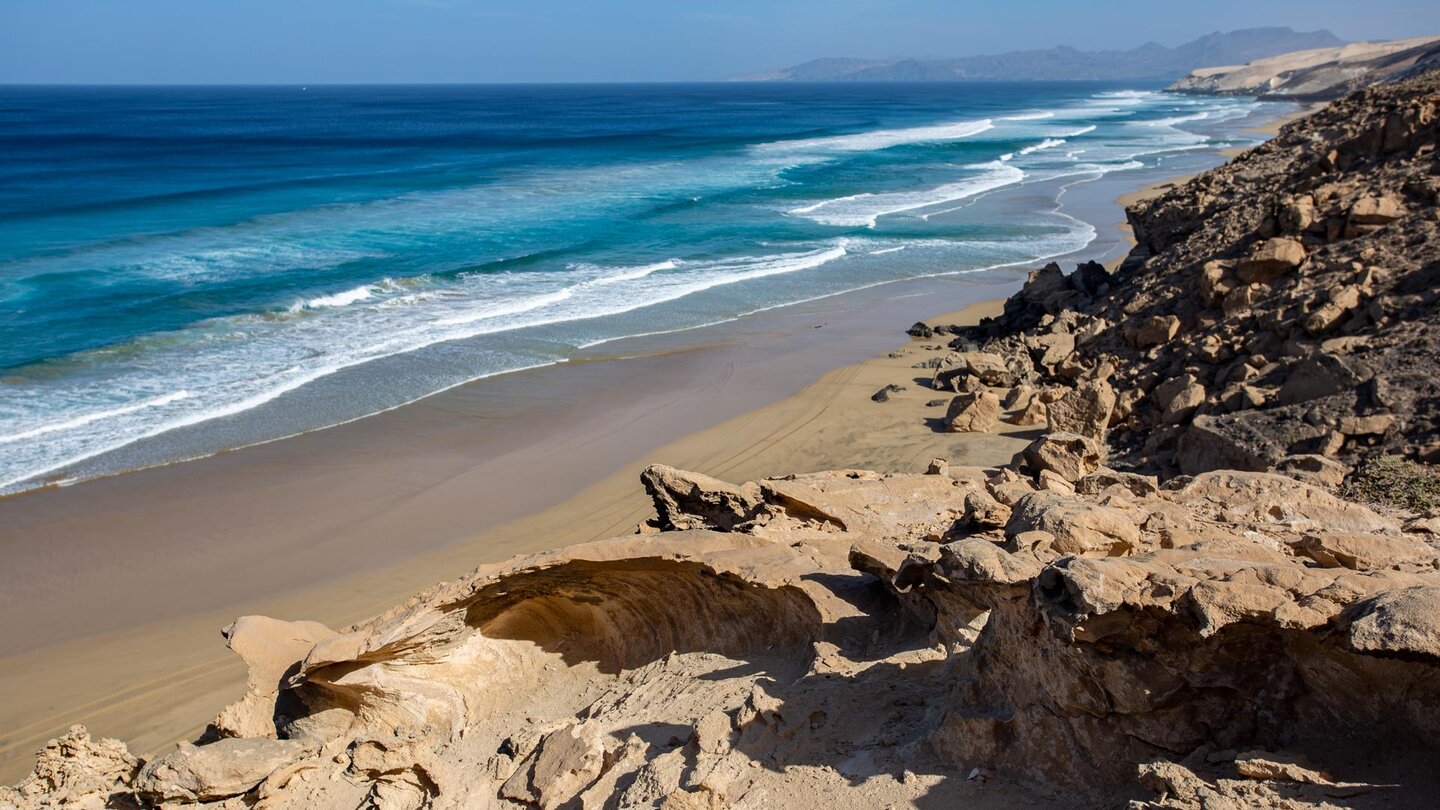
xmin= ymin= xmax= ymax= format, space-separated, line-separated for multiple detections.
xmin=0 ymin=105 xmax=1302 ymax=783
xmin=0 ymin=277 xmax=1032 ymax=780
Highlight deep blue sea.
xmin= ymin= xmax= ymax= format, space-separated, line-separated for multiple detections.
xmin=0 ymin=83 xmax=1284 ymax=493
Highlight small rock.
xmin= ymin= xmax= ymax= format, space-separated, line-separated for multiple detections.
xmin=871 ymin=384 xmax=906 ymax=403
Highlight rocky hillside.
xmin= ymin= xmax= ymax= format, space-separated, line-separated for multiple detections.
xmin=953 ymin=67 xmax=1440 ymax=481
xmin=1169 ymin=35 xmax=1440 ymax=99
xmin=7 ymin=67 xmax=1440 ymax=810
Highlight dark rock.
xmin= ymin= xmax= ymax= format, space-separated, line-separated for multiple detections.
xmin=871 ymin=384 xmax=906 ymax=403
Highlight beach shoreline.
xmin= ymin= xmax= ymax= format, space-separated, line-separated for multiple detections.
xmin=0 ymin=100 xmax=1303 ymax=782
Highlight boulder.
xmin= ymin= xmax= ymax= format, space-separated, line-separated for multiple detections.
xmin=944 ymin=391 xmax=1001 ymax=433
xmin=1348 ymin=193 xmax=1405 ymax=226
xmin=135 ymin=739 xmax=309 ymax=802
xmin=1278 ymin=195 xmax=1316 ymax=233
xmin=1024 ymin=332 xmax=1075 ymax=370
xmin=1045 ymin=378 xmax=1116 ymax=441
xmin=1131 ymin=315 xmax=1180 ymax=349
xmin=1236 ymin=237 xmax=1306 ymax=283
xmin=1267 ymin=454 xmax=1348 ymax=490
xmin=641 ymin=465 xmax=762 ymax=531
xmin=1341 ymin=585 xmax=1440 ymax=659
xmin=1154 ymin=374 xmax=1207 ymax=425
xmin=961 ymin=489 xmax=1011 ymax=530
xmin=1233 ymin=752 xmax=1332 ymax=785
xmin=1004 ymin=492 xmax=1140 ymax=557
xmin=1019 ymin=433 xmax=1103 ymax=483
xmin=932 ymin=351 xmax=1016 ymax=391
xmin=1295 ymin=532 xmax=1433 ymax=571
xmin=906 ymin=322 xmax=934 ymax=338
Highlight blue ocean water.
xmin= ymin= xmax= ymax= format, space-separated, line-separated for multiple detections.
xmin=0 ymin=83 xmax=1283 ymax=493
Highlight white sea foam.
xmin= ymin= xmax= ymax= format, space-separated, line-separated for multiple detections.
xmin=583 ymin=259 xmax=679 ymax=285
xmin=1018 ymin=138 xmax=1067 ymax=156
xmin=0 ymin=391 xmax=192 ymax=445
xmin=789 ymin=161 xmax=1025 ymax=228
xmin=755 ymin=119 xmax=994 ymax=154
xmin=291 ymin=283 xmax=375 ymax=312
xmin=1001 ymin=111 xmax=1055 ymax=121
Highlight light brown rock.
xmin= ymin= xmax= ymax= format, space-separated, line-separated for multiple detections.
xmin=1045 ymin=378 xmax=1116 ymax=441
xmin=944 ymin=390 xmax=1001 ymax=433
xmin=1237 ymin=237 xmax=1306 ymax=283
xmin=1132 ymin=314 xmax=1180 ymax=348
xmin=135 ymin=738 xmax=309 ymax=802
xmin=1005 ymin=492 xmax=1140 ymax=556
xmin=1020 ymin=432 xmax=1103 ymax=483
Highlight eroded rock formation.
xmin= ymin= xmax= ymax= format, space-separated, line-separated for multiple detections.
xmin=7 ymin=451 xmax=1439 ymax=808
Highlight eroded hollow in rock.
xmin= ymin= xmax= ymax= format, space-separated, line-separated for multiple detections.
xmin=464 ymin=559 xmax=823 ymax=678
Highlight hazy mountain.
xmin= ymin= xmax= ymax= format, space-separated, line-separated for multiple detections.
xmin=733 ymin=27 xmax=1345 ymax=82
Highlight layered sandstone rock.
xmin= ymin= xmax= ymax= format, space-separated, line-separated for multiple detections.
xmin=10 ymin=450 xmax=1439 ymax=808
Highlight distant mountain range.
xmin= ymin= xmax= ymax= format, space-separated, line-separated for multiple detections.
xmin=733 ymin=27 xmax=1345 ymax=82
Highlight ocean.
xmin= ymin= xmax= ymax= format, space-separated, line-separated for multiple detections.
xmin=0 ymin=82 xmax=1286 ymax=494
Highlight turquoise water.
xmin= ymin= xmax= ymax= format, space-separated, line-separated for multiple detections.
xmin=0 ymin=83 xmax=1282 ymax=492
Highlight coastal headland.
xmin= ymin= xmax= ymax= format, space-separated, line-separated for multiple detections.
xmin=10 ymin=66 xmax=1440 ymax=809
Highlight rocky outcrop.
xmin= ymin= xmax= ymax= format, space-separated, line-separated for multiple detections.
xmin=11 ymin=450 xmax=1439 ymax=808
xmin=950 ymin=68 xmax=1440 ymax=480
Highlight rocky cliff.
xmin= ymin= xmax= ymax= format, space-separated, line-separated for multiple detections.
xmin=8 ymin=68 xmax=1440 ymax=810
xmin=950 ymin=67 xmax=1440 ymax=483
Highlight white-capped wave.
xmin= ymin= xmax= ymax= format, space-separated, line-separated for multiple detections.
xmin=572 ymin=259 xmax=680 ymax=286
xmin=291 ymin=283 xmax=375 ymax=312
xmin=1018 ymin=138 xmax=1067 ymax=156
xmin=1001 ymin=111 xmax=1055 ymax=121
xmin=755 ymin=119 xmax=993 ymax=154
xmin=789 ymin=161 xmax=1024 ymax=228
xmin=0 ymin=391 xmax=192 ymax=445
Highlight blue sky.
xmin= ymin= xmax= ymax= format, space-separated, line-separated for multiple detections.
xmin=2 ymin=0 xmax=1437 ymax=83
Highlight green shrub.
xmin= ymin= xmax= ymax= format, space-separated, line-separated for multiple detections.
xmin=1342 ymin=455 xmax=1440 ymax=512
